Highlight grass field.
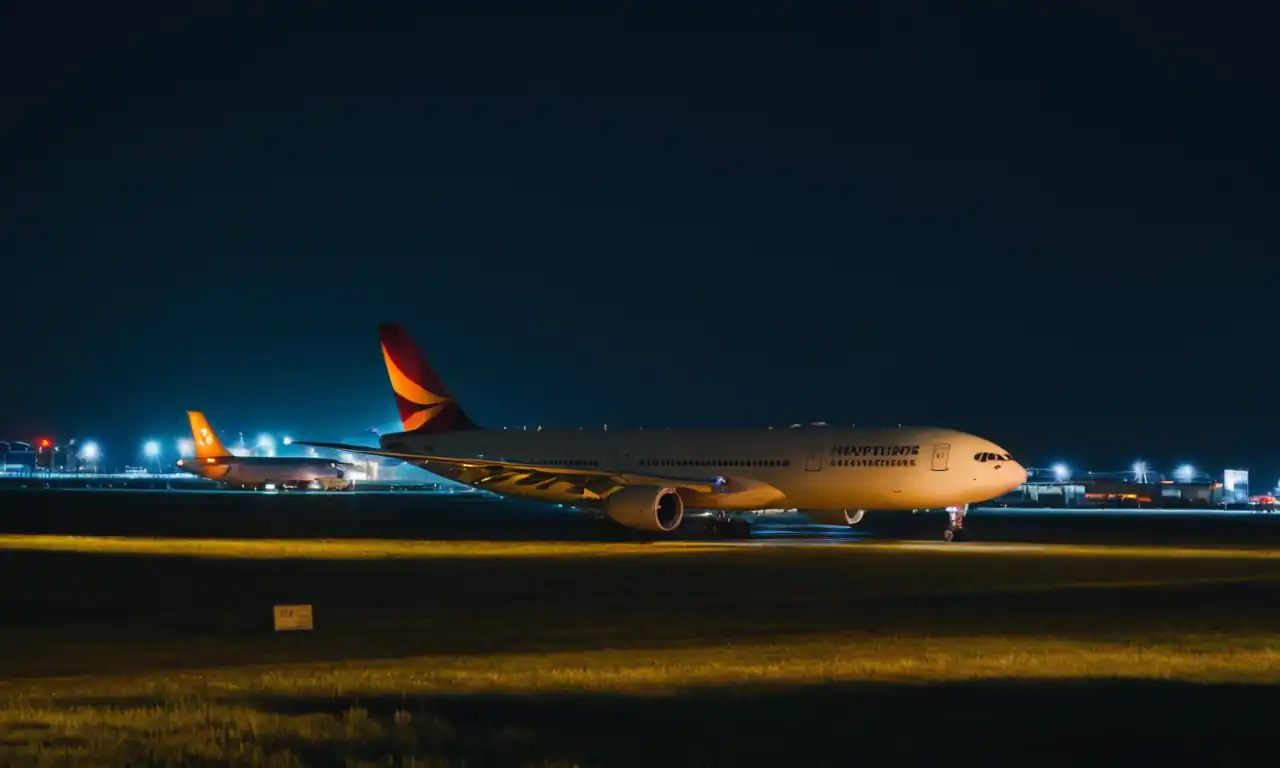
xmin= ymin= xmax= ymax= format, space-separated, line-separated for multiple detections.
xmin=3 ymin=535 xmax=1280 ymax=766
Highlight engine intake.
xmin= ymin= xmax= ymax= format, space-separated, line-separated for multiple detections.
xmin=602 ymin=485 xmax=684 ymax=532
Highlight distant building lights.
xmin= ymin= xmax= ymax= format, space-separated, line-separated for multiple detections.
xmin=1132 ymin=461 xmax=1148 ymax=483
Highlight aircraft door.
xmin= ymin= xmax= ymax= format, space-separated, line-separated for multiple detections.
xmin=805 ymin=445 xmax=824 ymax=472
xmin=931 ymin=443 xmax=951 ymax=471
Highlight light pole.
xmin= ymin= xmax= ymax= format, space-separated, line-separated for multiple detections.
xmin=81 ymin=441 xmax=100 ymax=473
xmin=1132 ymin=461 xmax=1148 ymax=484
xmin=144 ymin=440 xmax=161 ymax=473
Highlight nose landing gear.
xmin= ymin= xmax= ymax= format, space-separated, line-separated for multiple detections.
xmin=944 ymin=504 xmax=968 ymax=542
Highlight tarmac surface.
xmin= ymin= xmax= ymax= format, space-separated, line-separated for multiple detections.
xmin=3 ymin=486 xmax=1280 ymax=546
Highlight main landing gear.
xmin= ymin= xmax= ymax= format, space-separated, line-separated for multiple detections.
xmin=944 ymin=504 xmax=968 ymax=542
xmin=703 ymin=511 xmax=752 ymax=538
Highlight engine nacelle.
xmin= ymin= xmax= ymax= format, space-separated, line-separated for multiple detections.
xmin=804 ymin=509 xmax=866 ymax=526
xmin=602 ymin=485 xmax=684 ymax=532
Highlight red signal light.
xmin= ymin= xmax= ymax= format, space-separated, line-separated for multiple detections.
xmin=39 ymin=439 xmax=50 ymax=448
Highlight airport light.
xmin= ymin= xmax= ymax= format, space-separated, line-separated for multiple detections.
xmin=1174 ymin=464 xmax=1195 ymax=483
xmin=80 ymin=441 xmax=100 ymax=462
xmin=144 ymin=440 xmax=160 ymax=458
xmin=1132 ymin=461 xmax=1148 ymax=483
xmin=1052 ymin=463 xmax=1070 ymax=482
xmin=177 ymin=438 xmax=194 ymax=457
xmin=282 ymin=435 xmax=293 ymax=446
xmin=256 ymin=434 xmax=275 ymax=457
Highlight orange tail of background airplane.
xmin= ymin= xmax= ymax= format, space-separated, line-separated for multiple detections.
xmin=379 ymin=323 xmax=479 ymax=434
xmin=186 ymin=411 xmax=231 ymax=459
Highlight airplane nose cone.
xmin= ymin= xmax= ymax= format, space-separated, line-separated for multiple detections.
xmin=1011 ymin=462 xmax=1028 ymax=486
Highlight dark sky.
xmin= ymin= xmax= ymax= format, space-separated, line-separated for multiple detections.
xmin=2 ymin=4 xmax=1276 ymax=480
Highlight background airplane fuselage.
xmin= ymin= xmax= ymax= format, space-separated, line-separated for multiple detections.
xmin=179 ymin=457 xmax=349 ymax=488
xmin=381 ymin=426 xmax=1026 ymax=511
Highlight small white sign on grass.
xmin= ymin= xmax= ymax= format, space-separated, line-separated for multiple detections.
xmin=273 ymin=604 xmax=314 ymax=631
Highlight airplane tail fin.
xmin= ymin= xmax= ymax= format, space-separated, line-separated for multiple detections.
xmin=379 ymin=323 xmax=479 ymax=434
xmin=187 ymin=411 xmax=231 ymax=458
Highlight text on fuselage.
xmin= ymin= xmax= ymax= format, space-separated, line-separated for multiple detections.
xmin=829 ymin=444 xmax=920 ymax=468
xmin=831 ymin=445 xmax=920 ymax=457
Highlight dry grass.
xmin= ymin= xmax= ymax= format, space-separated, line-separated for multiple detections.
xmin=9 ymin=633 xmax=1280 ymax=700
xmin=3 ymin=633 xmax=1280 ymax=766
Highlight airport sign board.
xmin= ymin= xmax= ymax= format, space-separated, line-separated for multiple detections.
xmin=273 ymin=604 xmax=314 ymax=631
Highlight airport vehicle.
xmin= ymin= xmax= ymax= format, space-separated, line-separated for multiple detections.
xmin=176 ymin=411 xmax=354 ymax=491
xmin=299 ymin=325 xmax=1027 ymax=539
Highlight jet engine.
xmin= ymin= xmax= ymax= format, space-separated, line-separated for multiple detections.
xmin=602 ymin=485 xmax=684 ymax=532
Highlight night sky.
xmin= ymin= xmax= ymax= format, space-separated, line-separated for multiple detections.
xmin=3 ymin=4 xmax=1275 ymax=479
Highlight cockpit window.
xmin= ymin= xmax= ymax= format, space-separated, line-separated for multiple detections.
xmin=974 ymin=452 xmax=1014 ymax=463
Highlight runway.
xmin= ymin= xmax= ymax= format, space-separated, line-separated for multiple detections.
xmin=4 ymin=486 xmax=1280 ymax=547
xmin=4 ymin=532 xmax=1278 ymax=564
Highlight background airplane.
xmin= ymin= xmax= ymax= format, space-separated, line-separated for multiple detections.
xmin=177 ymin=411 xmax=354 ymax=491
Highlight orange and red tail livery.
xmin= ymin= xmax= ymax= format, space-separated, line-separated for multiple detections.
xmin=186 ymin=411 xmax=231 ymax=459
xmin=379 ymin=323 xmax=479 ymax=434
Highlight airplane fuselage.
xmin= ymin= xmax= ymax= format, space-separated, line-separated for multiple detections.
xmin=380 ymin=425 xmax=1026 ymax=512
xmin=177 ymin=456 xmax=351 ymax=488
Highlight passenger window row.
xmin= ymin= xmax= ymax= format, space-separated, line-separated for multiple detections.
xmin=974 ymin=452 xmax=1012 ymax=462
xmin=639 ymin=458 xmax=790 ymax=468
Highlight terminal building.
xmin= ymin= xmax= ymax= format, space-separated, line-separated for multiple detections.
xmin=0 ymin=441 xmax=36 ymax=473
xmin=995 ymin=468 xmax=1254 ymax=509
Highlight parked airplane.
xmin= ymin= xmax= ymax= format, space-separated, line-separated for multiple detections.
xmin=176 ymin=411 xmax=354 ymax=491
xmin=299 ymin=324 xmax=1027 ymax=539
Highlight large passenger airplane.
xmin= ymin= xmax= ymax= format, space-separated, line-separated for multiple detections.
xmin=176 ymin=411 xmax=354 ymax=490
xmin=299 ymin=324 xmax=1027 ymax=540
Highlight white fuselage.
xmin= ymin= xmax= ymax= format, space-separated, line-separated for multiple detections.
xmin=380 ymin=426 xmax=1027 ymax=512
xmin=177 ymin=457 xmax=350 ymax=488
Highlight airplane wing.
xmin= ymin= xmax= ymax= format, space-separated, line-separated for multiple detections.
xmin=294 ymin=441 xmax=722 ymax=494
